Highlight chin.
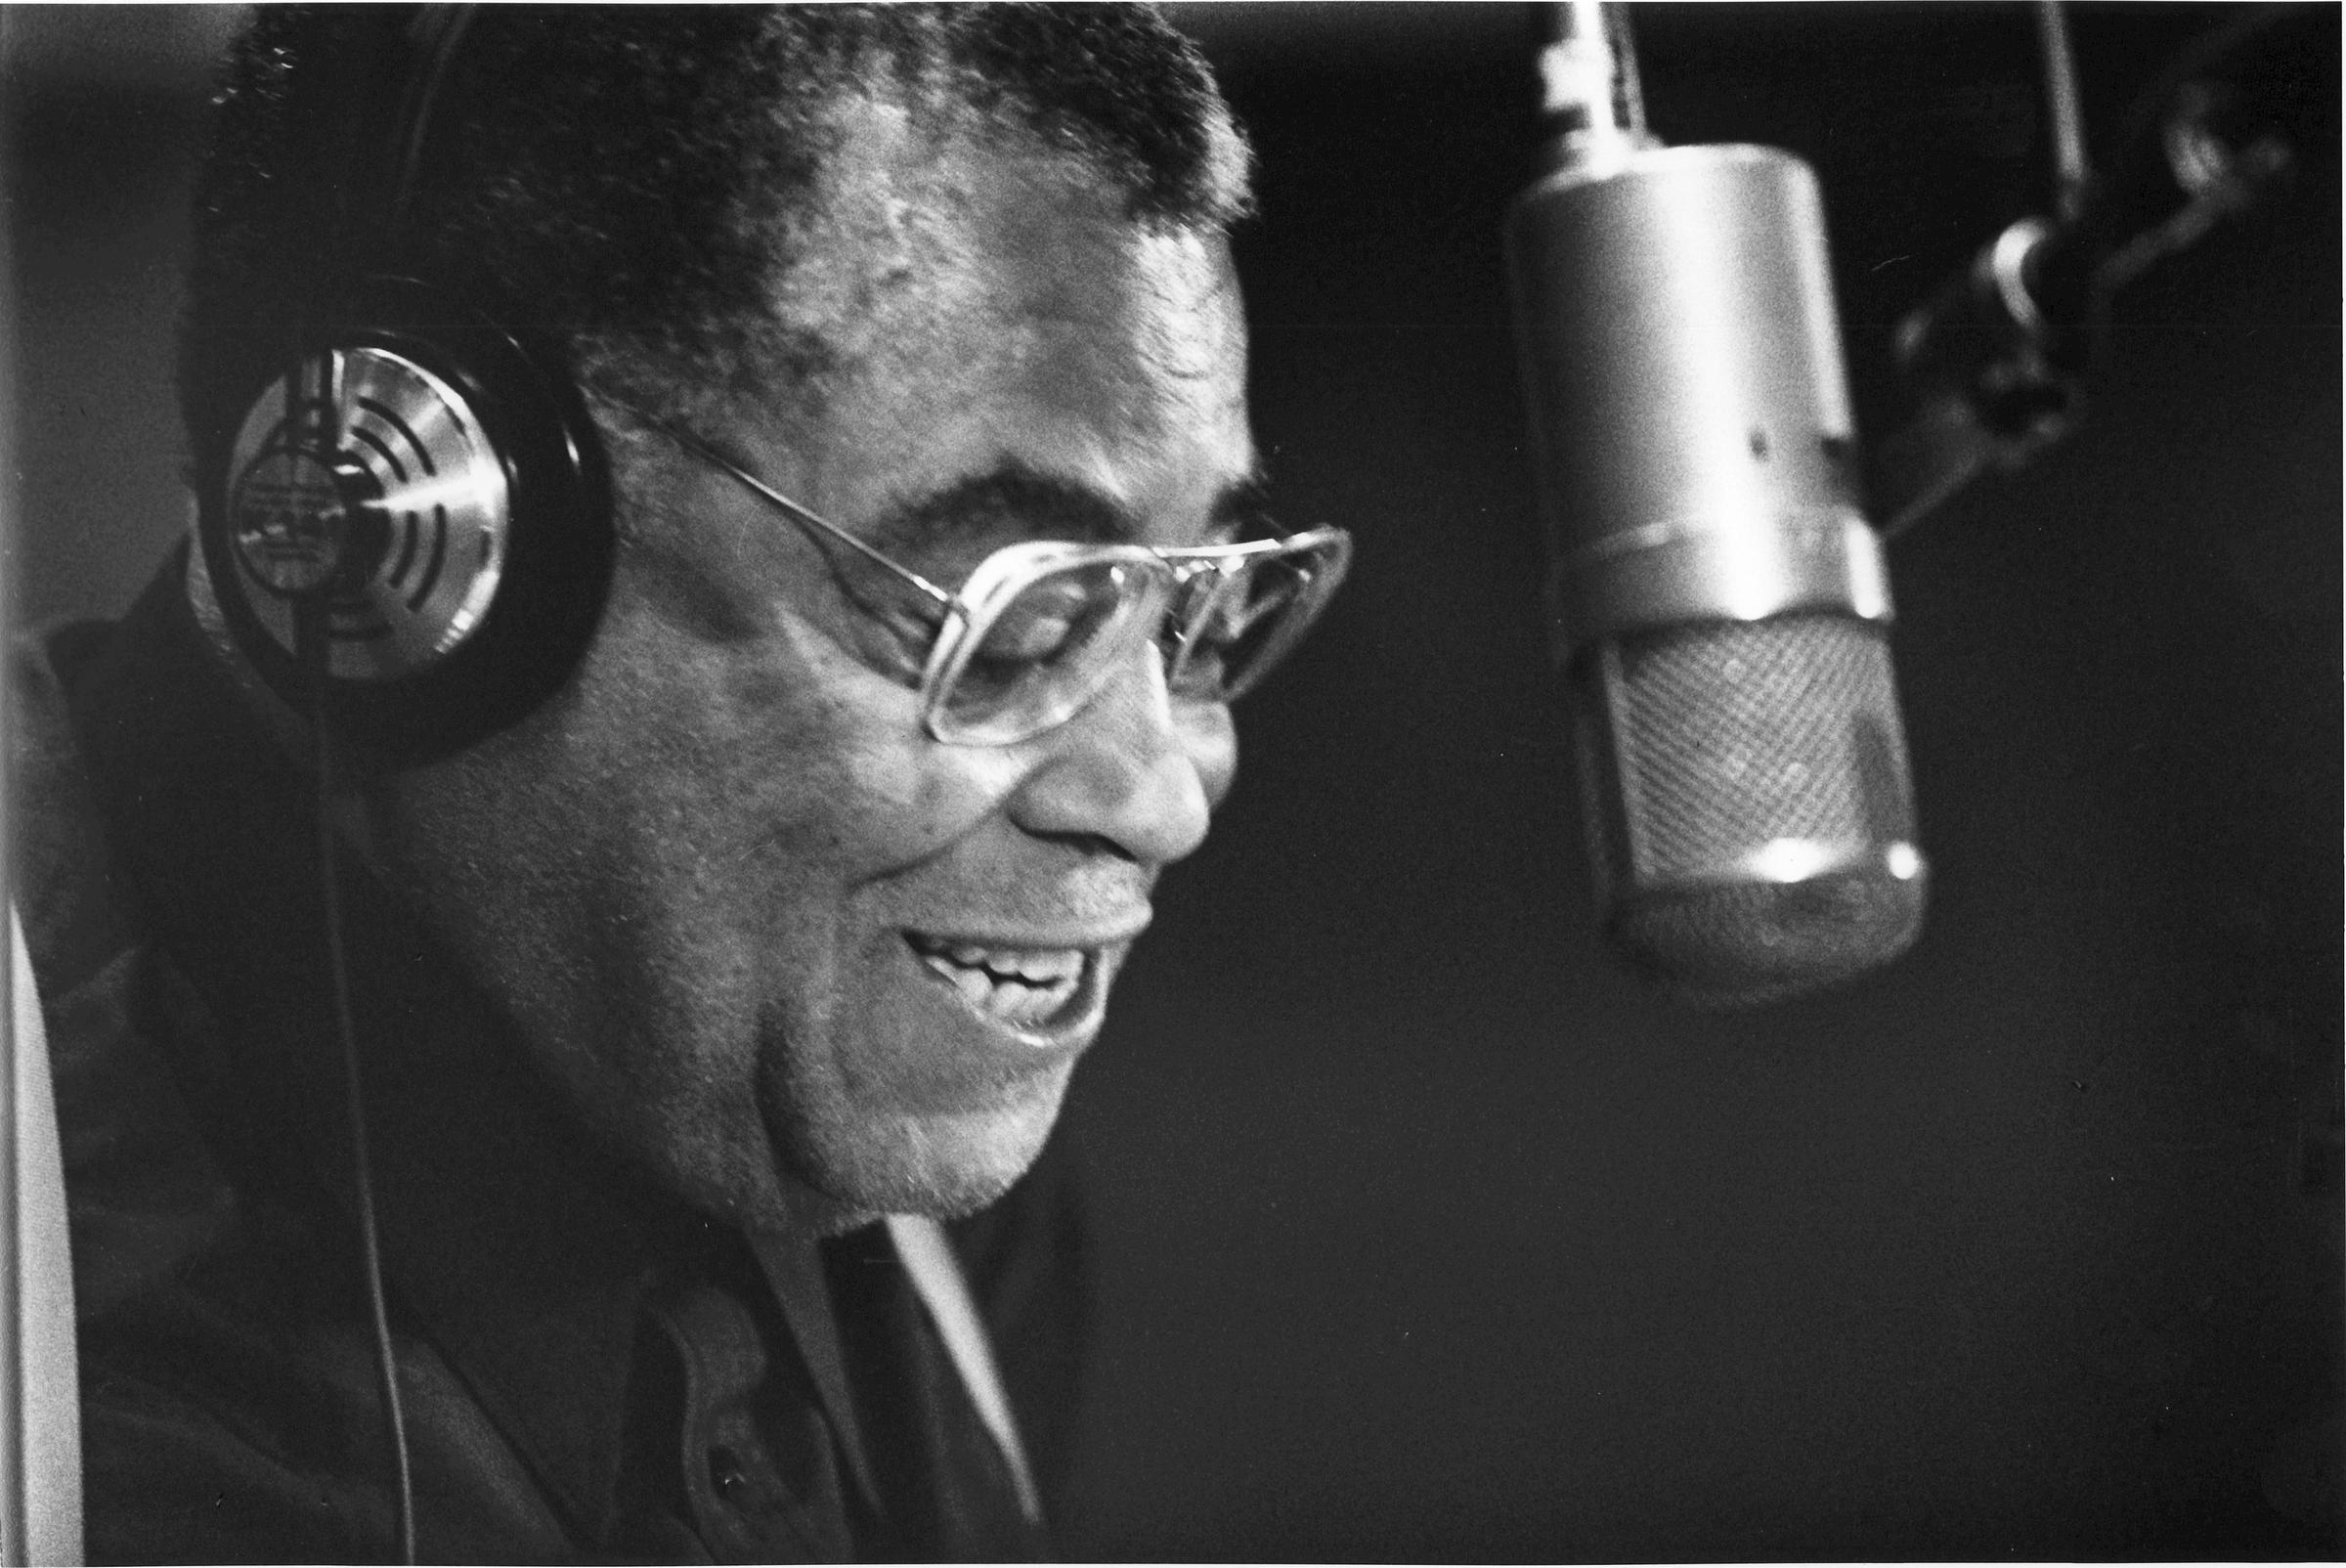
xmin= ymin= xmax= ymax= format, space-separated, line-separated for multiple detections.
xmin=780 ymin=1070 xmax=1072 ymax=1222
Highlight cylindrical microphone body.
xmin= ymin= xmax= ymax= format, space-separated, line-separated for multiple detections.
xmin=1505 ymin=142 xmax=1927 ymax=1006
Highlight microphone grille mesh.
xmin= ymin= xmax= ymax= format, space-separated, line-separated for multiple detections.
xmin=1578 ymin=614 xmax=1926 ymax=1006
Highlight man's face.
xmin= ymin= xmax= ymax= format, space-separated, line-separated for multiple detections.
xmin=371 ymin=104 xmax=1255 ymax=1226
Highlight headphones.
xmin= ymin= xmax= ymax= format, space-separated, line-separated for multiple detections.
xmin=192 ymin=17 xmax=627 ymax=1550
xmin=195 ymin=4 xmax=615 ymax=763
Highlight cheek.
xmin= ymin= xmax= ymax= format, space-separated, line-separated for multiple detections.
xmin=584 ymin=579 xmax=1032 ymax=905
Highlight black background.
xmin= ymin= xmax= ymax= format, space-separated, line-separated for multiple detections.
xmin=5 ymin=4 xmax=2339 ymax=1559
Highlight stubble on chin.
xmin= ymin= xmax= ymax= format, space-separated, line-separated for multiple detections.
xmin=759 ymin=1047 xmax=1078 ymax=1225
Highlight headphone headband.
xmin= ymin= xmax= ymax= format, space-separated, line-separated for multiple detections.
xmin=379 ymin=5 xmax=477 ymax=242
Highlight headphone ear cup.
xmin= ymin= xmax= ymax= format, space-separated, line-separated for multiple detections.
xmin=199 ymin=279 xmax=614 ymax=764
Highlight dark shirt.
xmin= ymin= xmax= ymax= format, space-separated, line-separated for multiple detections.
xmin=12 ymin=549 xmax=1084 ymax=1562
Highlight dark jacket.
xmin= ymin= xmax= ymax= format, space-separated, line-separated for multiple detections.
xmin=12 ymin=548 xmax=1084 ymax=1562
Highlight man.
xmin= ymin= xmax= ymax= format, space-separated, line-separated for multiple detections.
xmin=12 ymin=5 xmax=1345 ymax=1559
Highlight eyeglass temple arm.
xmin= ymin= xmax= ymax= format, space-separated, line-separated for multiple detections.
xmin=601 ymin=398 xmax=959 ymax=611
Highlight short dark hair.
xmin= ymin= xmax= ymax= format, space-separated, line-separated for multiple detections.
xmin=179 ymin=3 xmax=1251 ymax=450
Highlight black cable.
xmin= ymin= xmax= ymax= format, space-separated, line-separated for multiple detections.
xmin=300 ymin=604 xmax=417 ymax=1565
xmin=284 ymin=16 xmax=475 ymax=1555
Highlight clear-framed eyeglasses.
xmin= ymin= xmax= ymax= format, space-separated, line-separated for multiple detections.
xmin=631 ymin=413 xmax=1353 ymax=747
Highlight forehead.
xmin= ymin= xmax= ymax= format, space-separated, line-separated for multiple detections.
xmin=752 ymin=98 xmax=1256 ymax=549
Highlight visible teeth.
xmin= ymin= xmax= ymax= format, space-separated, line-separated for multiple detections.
xmin=993 ymin=980 xmax=1040 ymax=1021
xmin=911 ymin=936 xmax=1080 ymax=982
xmin=1011 ymin=951 xmax=1080 ymax=983
xmin=912 ymin=936 xmax=1086 ymax=1027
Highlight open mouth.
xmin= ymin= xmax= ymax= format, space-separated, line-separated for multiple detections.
xmin=905 ymin=932 xmax=1094 ymax=1033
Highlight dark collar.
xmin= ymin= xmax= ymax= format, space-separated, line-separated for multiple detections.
xmin=62 ymin=549 xmax=874 ymax=1542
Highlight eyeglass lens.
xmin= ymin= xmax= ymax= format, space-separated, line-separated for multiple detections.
xmin=932 ymin=538 xmax=1345 ymax=746
xmin=937 ymin=559 xmax=1170 ymax=745
xmin=1170 ymin=548 xmax=1328 ymax=702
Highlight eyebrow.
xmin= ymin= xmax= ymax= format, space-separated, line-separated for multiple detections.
xmin=871 ymin=461 xmax=1277 ymax=554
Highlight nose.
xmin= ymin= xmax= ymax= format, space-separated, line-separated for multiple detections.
xmin=1005 ymin=647 xmax=1236 ymax=865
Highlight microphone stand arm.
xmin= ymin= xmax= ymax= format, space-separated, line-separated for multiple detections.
xmin=1532 ymin=1 xmax=1657 ymax=169
xmin=1873 ymin=3 xmax=2304 ymax=541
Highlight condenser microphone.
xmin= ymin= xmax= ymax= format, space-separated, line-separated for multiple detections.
xmin=1504 ymin=3 xmax=1926 ymax=1007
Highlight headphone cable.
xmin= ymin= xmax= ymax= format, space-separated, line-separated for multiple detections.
xmin=301 ymin=606 xmax=418 ymax=1565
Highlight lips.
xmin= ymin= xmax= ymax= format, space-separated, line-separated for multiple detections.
xmin=905 ymin=931 xmax=1092 ymax=1031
